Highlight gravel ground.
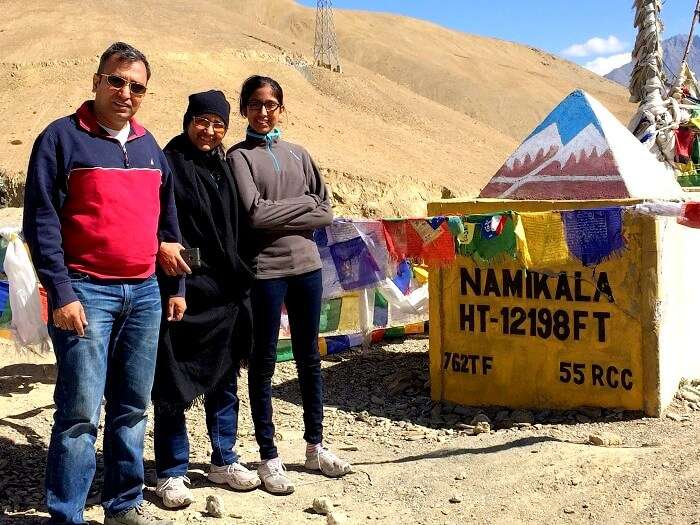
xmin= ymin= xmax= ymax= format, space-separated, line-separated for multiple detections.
xmin=1 ymin=336 xmax=699 ymax=524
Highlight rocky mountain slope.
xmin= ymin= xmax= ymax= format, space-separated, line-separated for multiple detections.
xmin=0 ymin=0 xmax=633 ymax=215
xmin=606 ymin=34 xmax=700 ymax=89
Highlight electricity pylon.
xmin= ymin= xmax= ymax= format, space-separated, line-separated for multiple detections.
xmin=314 ymin=0 xmax=342 ymax=73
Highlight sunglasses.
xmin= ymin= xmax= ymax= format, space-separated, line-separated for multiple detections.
xmin=97 ymin=74 xmax=148 ymax=96
xmin=246 ymin=100 xmax=281 ymax=112
xmin=192 ymin=116 xmax=227 ymax=133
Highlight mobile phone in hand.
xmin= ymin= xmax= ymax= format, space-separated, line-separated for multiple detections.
xmin=180 ymin=247 xmax=201 ymax=270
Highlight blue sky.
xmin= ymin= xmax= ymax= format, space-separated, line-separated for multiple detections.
xmin=298 ymin=0 xmax=697 ymax=75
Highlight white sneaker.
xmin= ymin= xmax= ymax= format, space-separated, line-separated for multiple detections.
xmin=305 ymin=448 xmax=353 ymax=478
xmin=257 ymin=457 xmax=295 ymax=494
xmin=155 ymin=476 xmax=194 ymax=509
xmin=208 ymin=462 xmax=261 ymax=491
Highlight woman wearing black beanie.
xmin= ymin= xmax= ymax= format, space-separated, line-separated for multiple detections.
xmin=151 ymin=90 xmax=259 ymax=509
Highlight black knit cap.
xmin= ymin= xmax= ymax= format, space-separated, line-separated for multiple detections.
xmin=183 ymin=90 xmax=230 ymax=131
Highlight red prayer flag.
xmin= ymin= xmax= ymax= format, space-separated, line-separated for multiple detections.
xmin=678 ymin=201 xmax=700 ymax=228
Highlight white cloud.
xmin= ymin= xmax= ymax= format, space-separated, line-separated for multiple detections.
xmin=584 ymin=52 xmax=632 ymax=75
xmin=561 ymin=36 xmax=627 ymax=58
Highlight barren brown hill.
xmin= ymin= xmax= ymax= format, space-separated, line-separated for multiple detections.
xmin=0 ymin=0 xmax=633 ymax=216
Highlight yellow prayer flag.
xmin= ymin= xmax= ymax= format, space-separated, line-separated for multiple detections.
xmin=515 ymin=212 xmax=571 ymax=269
xmin=337 ymin=293 xmax=361 ymax=334
xmin=677 ymin=161 xmax=696 ymax=173
xmin=413 ymin=265 xmax=429 ymax=284
xmin=318 ymin=337 xmax=328 ymax=356
xmin=458 ymin=222 xmax=476 ymax=245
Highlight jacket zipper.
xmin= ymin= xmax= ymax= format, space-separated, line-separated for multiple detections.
xmin=266 ymin=136 xmax=281 ymax=175
xmin=122 ymin=144 xmax=130 ymax=168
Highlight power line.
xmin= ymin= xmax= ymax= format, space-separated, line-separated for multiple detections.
xmin=663 ymin=57 xmax=678 ymax=82
xmin=681 ymin=0 xmax=700 ymax=65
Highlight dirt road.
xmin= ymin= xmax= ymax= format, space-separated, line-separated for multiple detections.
xmin=1 ymin=337 xmax=698 ymax=524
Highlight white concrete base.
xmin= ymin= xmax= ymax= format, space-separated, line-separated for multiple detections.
xmin=655 ymin=217 xmax=700 ymax=411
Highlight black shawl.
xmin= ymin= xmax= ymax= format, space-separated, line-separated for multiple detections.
xmin=152 ymin=133 xmax=254 ymax=412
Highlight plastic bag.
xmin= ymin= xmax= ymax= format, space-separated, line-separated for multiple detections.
xmin=0 ymin=228 xmax=50 ymax=350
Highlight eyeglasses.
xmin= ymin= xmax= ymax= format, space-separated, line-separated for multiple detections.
xmin=192 ymin=116 xmax=227 ymax=133
xmin=97 ymin=74 xmax=148 ymax=96
xmin=246 ymin=100 xmax=281 ymax=112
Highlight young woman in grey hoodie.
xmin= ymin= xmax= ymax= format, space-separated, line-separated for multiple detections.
xmin=227 ymin=75 xmax=352 ymax=494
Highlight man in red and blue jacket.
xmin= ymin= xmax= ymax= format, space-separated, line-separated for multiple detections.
xmin=23 ymin=42 xmax=186 ymax=525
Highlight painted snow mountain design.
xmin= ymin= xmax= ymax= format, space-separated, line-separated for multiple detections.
xmin=479 ymin=90 xmax=683 ymax=200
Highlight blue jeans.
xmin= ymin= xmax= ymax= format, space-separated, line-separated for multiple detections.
xmin=46 ymin=275 xmax=161 ymax=525
xmin=153 ymin=374 xmax=240 ymax=478
xmin=249 ymin=269 xmax=324 ymax=460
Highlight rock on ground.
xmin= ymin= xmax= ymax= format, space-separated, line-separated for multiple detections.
xmin=313 ymin=497 xmax=334 ymax=515
xmin=205 ymin=495 xmax=225 ymax=518
xmin=588 ymin=432 xmax=623 ymax=447
xmin=327 ymin=511 xmax=348 ymax=524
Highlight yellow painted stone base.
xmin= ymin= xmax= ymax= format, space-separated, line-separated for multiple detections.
xmin=427 ymin=199 xmax=674 ymax=416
